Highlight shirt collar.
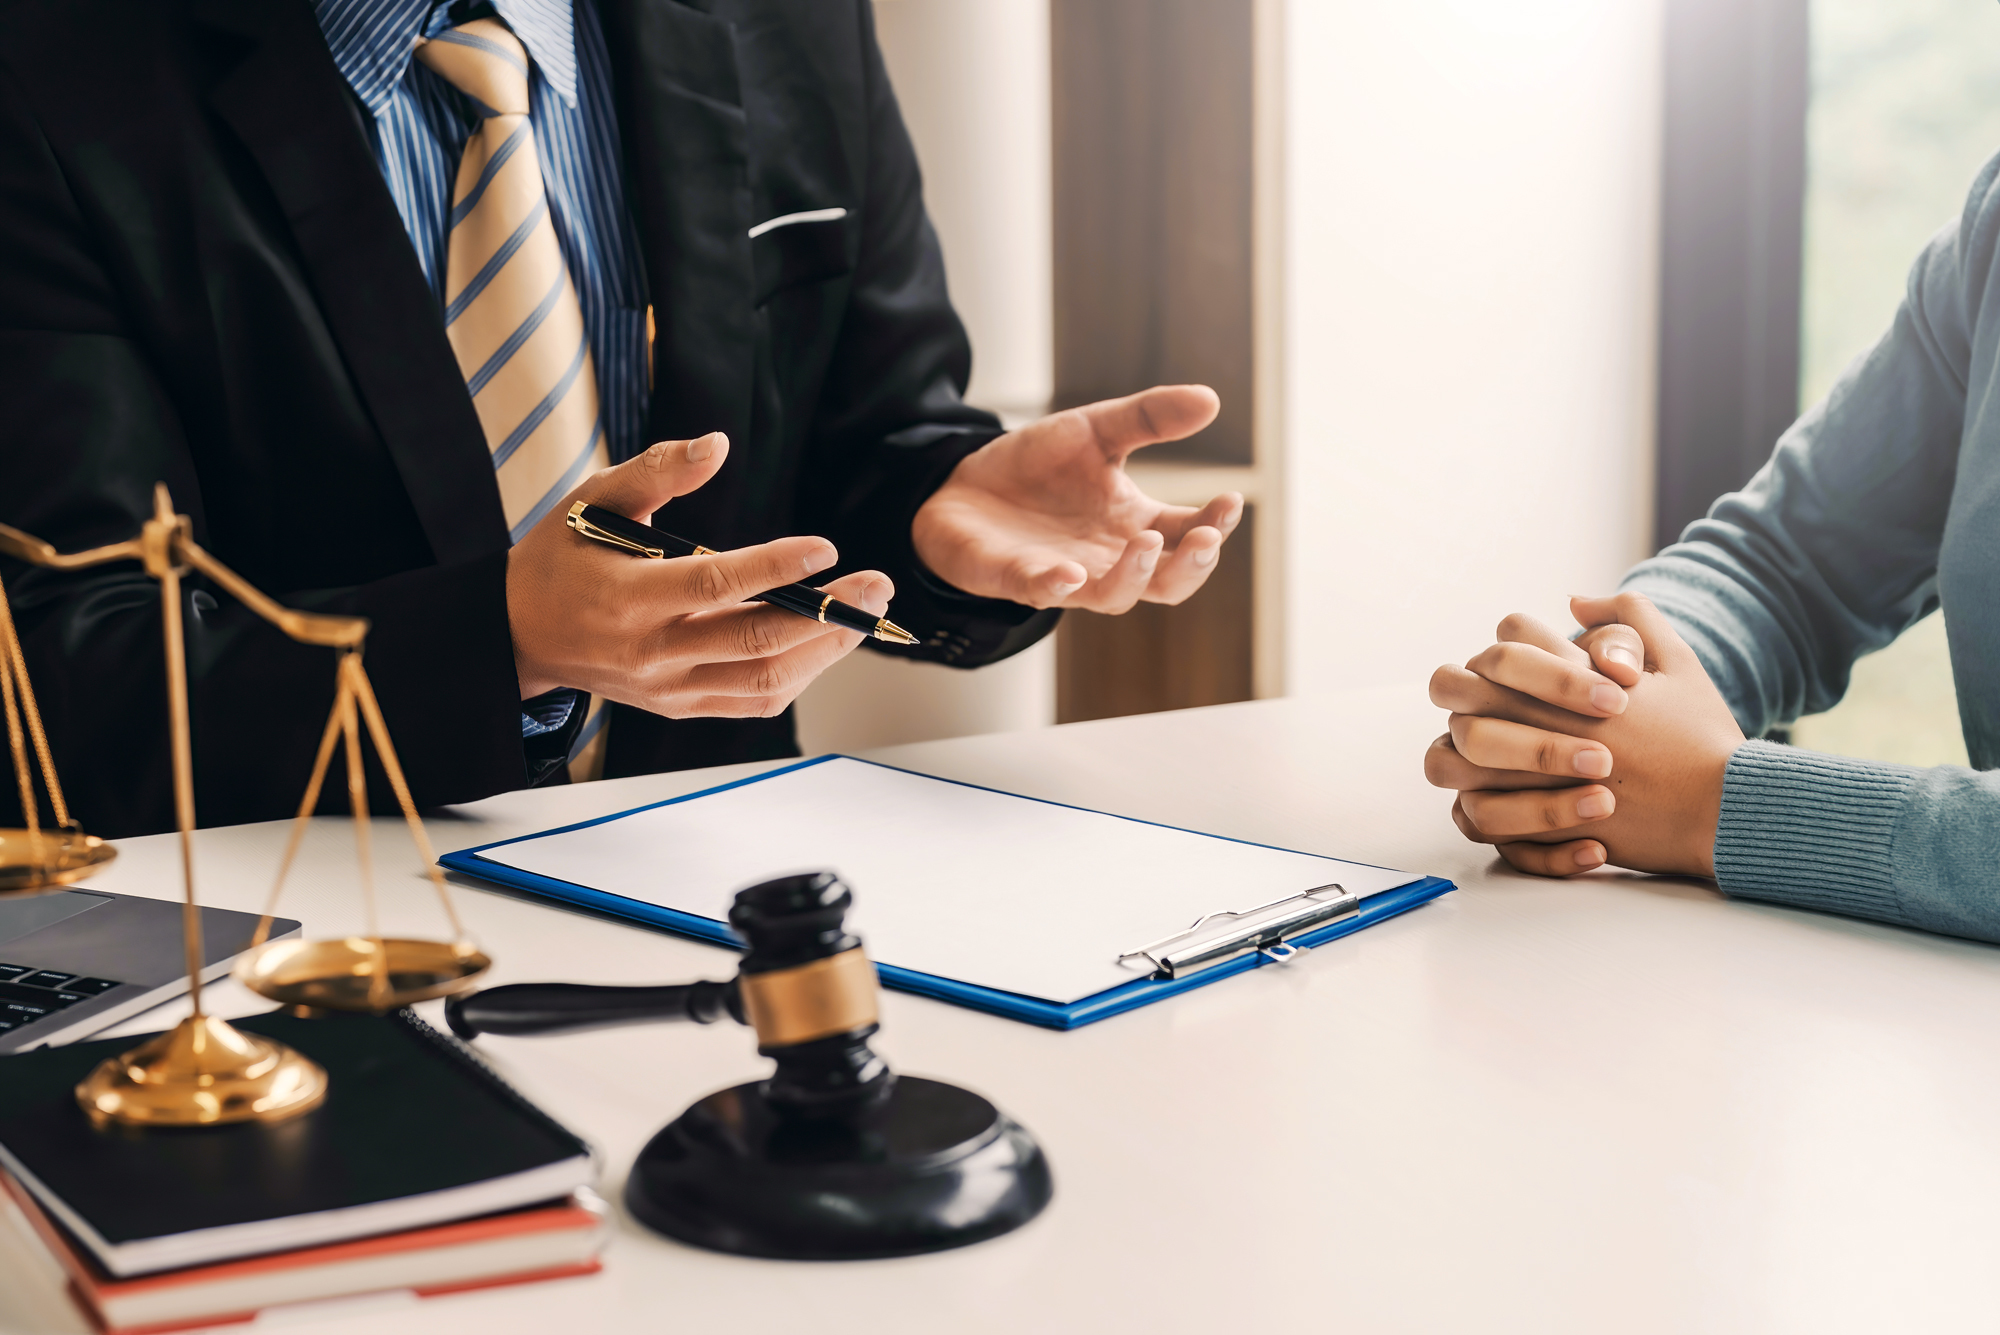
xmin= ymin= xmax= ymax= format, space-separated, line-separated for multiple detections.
xmin=315 ymin=0 xmax=579 ymax=116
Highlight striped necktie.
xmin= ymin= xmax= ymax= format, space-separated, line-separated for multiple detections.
xmin=417 ymin=19 xmax=610 ymax=780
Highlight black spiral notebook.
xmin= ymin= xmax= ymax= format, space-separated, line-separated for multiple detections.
xmin=0 ymin=1010 xmax=594 ymax=1277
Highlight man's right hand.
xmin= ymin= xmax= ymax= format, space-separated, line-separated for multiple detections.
xmin=506 ymin=432 xmax=891 ymax=718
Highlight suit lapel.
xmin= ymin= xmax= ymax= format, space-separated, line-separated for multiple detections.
xmin=599 ymin=0 xmax=756 ymax=455
xmin=190 ymin=0 xmax=509 ymax=567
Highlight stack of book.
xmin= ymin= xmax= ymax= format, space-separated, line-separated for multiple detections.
xmin=0 ymin=1009 xmax=605 ymax=1335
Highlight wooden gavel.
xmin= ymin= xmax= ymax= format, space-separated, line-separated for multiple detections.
xmin=445 ymin=871 xmax=1053 ymax=1260
xmin=446 ymin=870 xmax=890 ymax=1112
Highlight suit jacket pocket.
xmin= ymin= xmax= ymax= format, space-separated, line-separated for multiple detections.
xmin=751 ymin=210 xmax=851 ymax=306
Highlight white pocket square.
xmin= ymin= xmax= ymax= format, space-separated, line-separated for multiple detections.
xmin=748 ymin=207 xmax=849 ymax=239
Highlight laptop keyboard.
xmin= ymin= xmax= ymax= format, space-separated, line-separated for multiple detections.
xmin=0 ymin=963 xmax=121 ymax=1034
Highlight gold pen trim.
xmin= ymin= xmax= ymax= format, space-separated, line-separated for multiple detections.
xmin=564 ymin=503 xmax=917 ymax=642
xmin=566 ymin=501 xmax=663 ymax=559
xmin=873 ymin=618 xmax=918 ymax=646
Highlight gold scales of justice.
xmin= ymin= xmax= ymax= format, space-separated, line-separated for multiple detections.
xmin=0 ymin=485 xmax=490 ymax=1126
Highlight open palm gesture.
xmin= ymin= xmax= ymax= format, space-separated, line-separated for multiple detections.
xmin=912 ymin=385 xmax=1244 ymax=612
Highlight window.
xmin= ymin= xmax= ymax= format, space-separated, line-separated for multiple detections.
xmin=1785 ymin=0 xmax=1998 ymax=767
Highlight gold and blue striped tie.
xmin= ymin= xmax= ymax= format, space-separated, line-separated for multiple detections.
xmin=418 ymin=20 xmax=610 ymax=779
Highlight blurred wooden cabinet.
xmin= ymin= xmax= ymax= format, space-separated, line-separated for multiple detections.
xmin=1050 ymin=0 xmax=1283 ymax=723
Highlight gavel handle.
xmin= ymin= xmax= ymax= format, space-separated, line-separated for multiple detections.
xmin=445 ymin=979 xmax=742 ymax=1040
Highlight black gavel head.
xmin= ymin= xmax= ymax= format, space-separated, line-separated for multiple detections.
xmin=625 ymin=871 xmax=1054 ymax=1260
xmin=727 ymin=871 xmax=889 ymax=1112
xmin=729 ymin=869 xmax=859 ymax=969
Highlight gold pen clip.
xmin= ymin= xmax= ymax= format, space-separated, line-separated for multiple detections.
xmin=566 ymin=501 xmax=665 ymax=559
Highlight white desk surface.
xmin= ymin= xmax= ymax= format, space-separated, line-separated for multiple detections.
xmin=5 ymin=687 xmax=1999 ymax=1335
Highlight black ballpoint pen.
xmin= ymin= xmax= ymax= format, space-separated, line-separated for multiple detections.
xmin=565 ymin=502 xmax=920 ymax=646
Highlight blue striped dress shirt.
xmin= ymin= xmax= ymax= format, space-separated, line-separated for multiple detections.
xmin=312 ymin=0 xmax=649 ymax=470
xmin=313 ymin=0 xmax=649 ymax=755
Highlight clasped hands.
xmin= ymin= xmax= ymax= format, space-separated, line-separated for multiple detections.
xmin=1425 ymin=593 xmax=1747 ymax=879
xmin=507 ymin=385 xmax=1241 ymax=719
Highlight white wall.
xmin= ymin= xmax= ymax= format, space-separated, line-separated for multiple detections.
xmin=793 ymin=0 xmax=1057 ymax=755
xmin=1282 ymin=0 xmax=1664 ymax=696
xmin=804 ymin=0 xmax=1665 ymax=748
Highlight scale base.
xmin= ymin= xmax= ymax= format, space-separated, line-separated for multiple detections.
xmin=75 ymin=1015 xmax=328 ymax=1127
xmin=626 ymin=1075 xmax=1052 ymax=1260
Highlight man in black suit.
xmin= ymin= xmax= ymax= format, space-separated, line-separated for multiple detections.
xmin=0 ymin=0 xmax=1242 ymax=837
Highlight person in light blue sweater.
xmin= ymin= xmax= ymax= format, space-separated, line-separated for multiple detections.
xmin=1422 ymin=150 xmax=2000 ymax=939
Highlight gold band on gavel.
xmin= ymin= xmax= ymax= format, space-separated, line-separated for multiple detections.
xmin=738 ymin=947 xmax=879 ymax=1048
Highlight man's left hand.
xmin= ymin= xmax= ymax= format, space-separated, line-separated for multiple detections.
xmin=912 ymin=385 xmax=1244 ymax=611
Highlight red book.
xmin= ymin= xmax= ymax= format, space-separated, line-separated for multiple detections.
xmin=2 ymin=1173 xmax=606 ymax=1335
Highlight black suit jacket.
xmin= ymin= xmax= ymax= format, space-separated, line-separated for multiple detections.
xmin=0 ymin=0 xmax=1055 ymax=837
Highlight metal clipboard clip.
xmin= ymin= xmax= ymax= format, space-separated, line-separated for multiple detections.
xmin=1117 ymin=883 xmax=1359 ymax=980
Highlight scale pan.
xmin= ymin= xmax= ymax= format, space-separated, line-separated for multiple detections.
xmin=0 ymin=829 xmax=114 ymax=898
xmin=234 ymin=936 xmax=491 ymax=1011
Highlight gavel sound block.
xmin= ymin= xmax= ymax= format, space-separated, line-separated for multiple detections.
xmin=446 ymin=872 xmax=1054 ymax=1260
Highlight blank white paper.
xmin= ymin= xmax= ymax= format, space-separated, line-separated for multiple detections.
xmin=476 ymin=758 xmax=1425 ymax=1004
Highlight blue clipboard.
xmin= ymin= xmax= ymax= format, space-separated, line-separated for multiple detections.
xmin=440 ymin=756 xmax=1457 ymax=1031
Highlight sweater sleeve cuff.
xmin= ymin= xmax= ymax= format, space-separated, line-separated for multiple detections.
xmin=1714 ymin=740 xmax=1918 ymax=924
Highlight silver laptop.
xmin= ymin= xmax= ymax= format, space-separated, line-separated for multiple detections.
xmin=0 ymin=889 xmax=298 ymax=1054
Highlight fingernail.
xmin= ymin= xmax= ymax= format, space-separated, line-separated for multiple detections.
xmin=802 ymin=543 xmax=836 ymax=575
xmin=1589 ymin=684 xmax=1627 ymax=715
xmin=1573 ymin=747 xmax=1612 ymax=778
xmin=1137 ymin=548 xmax=1160 ymax=575
xmin=1192 ymin=545 xmax=1217 ymax=569
xmin=685 ymin=434 xmax=716 ymax=463
xmin=1574 ymin=844 xmax=1606 ymax=869
xmin=1575 ymin=791 xmax=1614 ymax=821
xmin=1605 ymin=645 xmax=1638 ymax=671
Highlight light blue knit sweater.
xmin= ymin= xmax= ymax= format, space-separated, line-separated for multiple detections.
xmin=1622 ymin=156 xmax=2000 ymax=940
